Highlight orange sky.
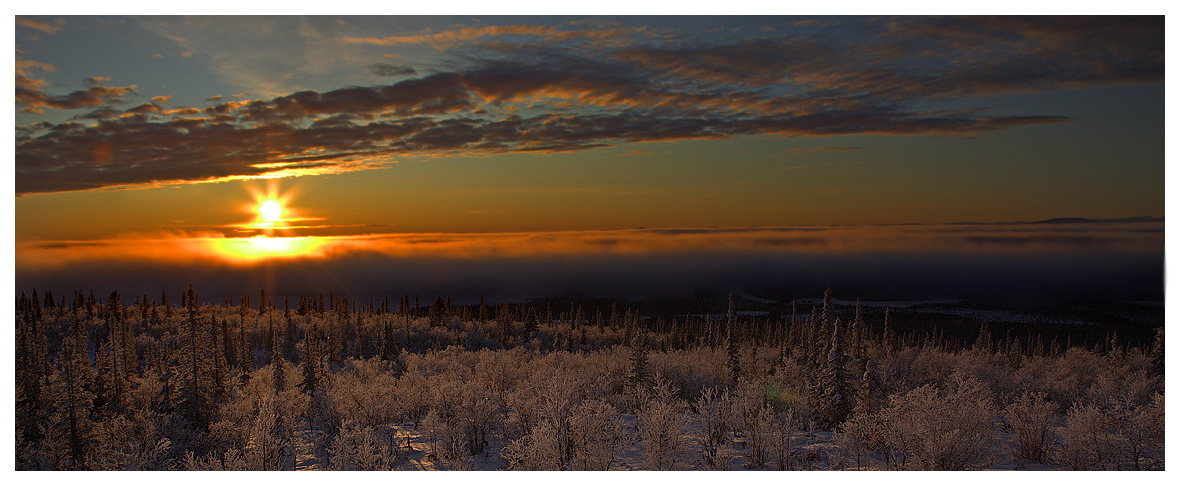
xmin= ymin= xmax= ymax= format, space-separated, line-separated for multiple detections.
xmin=13 ymin=16 xmax=1165 ymax=302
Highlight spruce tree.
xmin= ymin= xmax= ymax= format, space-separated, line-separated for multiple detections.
xmin=815 ymin=317 xmax=853 ymax=429
xmin=300 ymin=323 xmax=322 ymax=393
xmin=1150 ymin=327 xmax=1164 ymax=377
xmin=628 ymin=333 xmax=649 ymax=386
xmin=56 ymin=320 xmax=95 ymax=469
xmin=973 ymin=323 xmax=992 ymax=354
xmin=16 ymin=303 xmax=48 ymax=453
xmin=726 ymin=331 xmax=741 ymax=384
xmin=271 ymin=327 xmax=286 ymax=393
xmin=174 ymin=285 xmax=211 ymax=428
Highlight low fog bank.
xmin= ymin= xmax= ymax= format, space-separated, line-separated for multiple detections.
xmin=17 ymin=247 xmax=1163 ymax=307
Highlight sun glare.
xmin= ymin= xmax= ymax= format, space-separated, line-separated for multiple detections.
xmin=244 ymin=181 xmax=298 ymax=232
xmin=259 ymin=199 xmax=283 ymax=222
xmin=211 ymin=181 xmax=329 ymax=261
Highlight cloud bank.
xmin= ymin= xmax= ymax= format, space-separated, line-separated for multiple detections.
xmin=16 ymin=222 xmax=1164 ymax=304
xmin=14 ymin=16 xmax=1161 ymax=195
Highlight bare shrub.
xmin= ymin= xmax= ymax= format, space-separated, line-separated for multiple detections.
xmin=1090 ymin=364 xmax=1161 ymax=410
xmin=308 ymin=385 xmax=340 ymax=439
xmin=650 ymin=347 xmax=731 ymax=402
xmin=638 ymin=377 xmax=687 ymax=470
xmin=878 ymin=374 xmax=998 ymax=469
xmin=1002 ymin=391 xmax=1056 ymax=462
xmin=328 ymin=358 xmax=403 ymax=428
xmin=1097 ymin=392 xmax=1164 ymax=470
xmin=241 ymin=394 xmax=286 ymax=470
xmin=730 ymin=378 xmax=773 ymax=467
xmin=769 ymin=408 xmax=796 ymax=470
xmin=1127 ymin=392 xmax=1164 ymax=470
xmin=840 ymin=410 xmax=889 ymax=470
xmin=1056 ymin=402 xmax=1121 ymax=470
xmin=457 ymin=387 xmax=501 ymax=455
xmin=694 ymin=386 xmax=733 ymax=469
xmin=1044 ymin=348 xmax=1105 ymax=407
xmin=501 ymin=384 xmax=624 ymax=470
xmin=502 ymin=419 xmax=562 ymax=470
xmin=420 ymin=409 xmax=472 ymax=469
xmin=567 ymin=398 xmax=627 ymax=470
xmin=327 ymin=420 xmax=396 ymax=470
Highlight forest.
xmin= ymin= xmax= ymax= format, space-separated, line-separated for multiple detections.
xmin=14 ymin=287 xmax=1165 ymax=470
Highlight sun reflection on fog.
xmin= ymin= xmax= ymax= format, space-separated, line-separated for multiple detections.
xmin=209 ymin=235 xmax=329 ymax=261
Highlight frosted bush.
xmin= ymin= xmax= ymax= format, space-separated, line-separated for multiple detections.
xmin=1055 ymin=402 xmax=1121 ymax=470
xmin=242 ymin=395 xmax=286 ymax=470
xmin=1002 ymin=391 xmax=1056 ymax=462
xmin=308 ymin=385 xmax=339 ymax=438
xmin=730 ymin=378 xmax=773 ymax=467
xmin=694 ymin=386 xmax=732 ymax=470
xmin=502 ymin=419 xmax=562 ymax=470
xmin=1128 ymin=392 xmax=1164 ymax=470
xmin=327 ymin=420 xmax=396 ymax=470
xmin=878 ymin=374 xmax=998 ymax=469
xmin=840 ymin=410 xmax=888 ymax=469
xmin=650 ymin=347 xmax=731 ymax=402
xmin=1057 ymin=391 xmax=1165 ymax=470
xmin=567 ymin=399 xmax=627 ymax=470
xmin=768 ymin=408 xmax=796 ymax=470
xmin=1045 ymin=348 xmax=1105 ymax=407
xmin=420 ymin=409 xmax=472 ymax=469
xmin=638 ymin=377 xmax=687 ymax=470
xmin=329 ymin=358 xmax=403 ymax=428
xmin=1089 ymin=365 xmax=1161 ymax=410
xmin=457 ymin=386 xmax=502 ymax=454
xmin=502 ymin=373 xmax=625 ymax=470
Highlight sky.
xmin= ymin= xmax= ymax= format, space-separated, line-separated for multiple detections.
xmin=11 ymin=14 xmax=1167 ymax=303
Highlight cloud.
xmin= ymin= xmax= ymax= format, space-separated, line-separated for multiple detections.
xmin=151 ymin=95 xmax=173 ymax=104
xmin=17 ymin=16 xmax=64 ymax=34
xmin=621 ymin=149 xmax=655 ymax=156
xmin=15 ymin=59 xmax=55 ymax=90
xmin=16 ymin=82 xmax=137 ymax=113
xmin=368 ymin=63 xmax=416 ymax=77
xmin=782 ymin=146 xmax=860 ymax=155
xmin=126 ymin=102 xmax=163 ymax=114
xmin=339 ymin=23 xmax=650 ymax=48
xmin=15 ymin=16 xmax=1160 ymax=196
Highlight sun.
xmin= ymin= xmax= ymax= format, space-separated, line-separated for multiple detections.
xmin=244 ymin=181 xmax=296 ymax=231
xmin=259 ymin=199 xmax=283 ymax=223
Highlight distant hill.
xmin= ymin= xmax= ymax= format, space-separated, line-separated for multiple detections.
xmin=1034 ymin=216 xmax=1162 ymax=224
xmin=1035 ymin=217 xmax=1097 ymax=224
xmin=950 ymin=216 xmax=1162 ymax=226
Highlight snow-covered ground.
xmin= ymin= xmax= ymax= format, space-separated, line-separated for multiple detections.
xmin=298 ymin=414 xmax=1063 ymax=471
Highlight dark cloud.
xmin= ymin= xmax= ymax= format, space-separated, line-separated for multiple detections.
xmin=72 ymin=107 xmax=122 ymax=120
xmin=125 ymin=102 xmax=162 ymax=114
xmin=15 ymin=16 xmax=1161 ymax=195
xmin=368 ymin=62 xmax=417 ymax=77
xmin=16 ymin=83 xmax=136 ymax=113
